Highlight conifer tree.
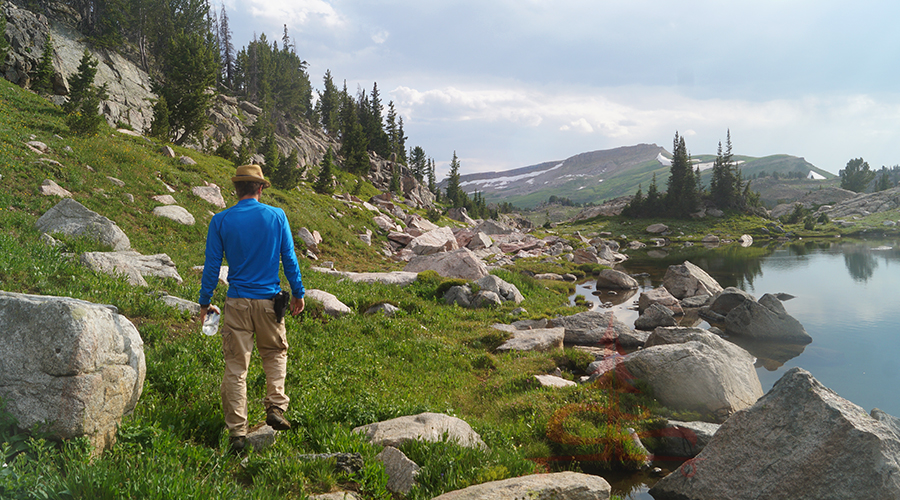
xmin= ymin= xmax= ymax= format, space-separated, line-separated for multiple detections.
xmin=840 ymin=158 xmax=876 ymax=193
xmin=445 ymin=151 xmax=463 ymax=207
xmin=64 ymin=49 xmax=109 ymax=136
xmin=262 ymin=133 xmax=280 ymax=177
xmin=314 ymin=147 xmax=336 ymax=194
xmin=666 ymin=132 xmax=698 ymax=218
xmin=0 ymin=13 xmax=9 ymax=67
xmin=33 ymin=34 xmax=55 ymax=94
xmin=150 ymin=95 xmax=170 ymax=139
xmin=272 ymin=149 xmax=299 ymax=189
xmin=876 ymin=166 xmax=892 ymax=192
xmin=410 ymin=146 xmax=427 ymax=181
xmin=318 ymin=70 xmax=340 ymax=136
xmin=219 ymin=5 xmax=234 ymax=89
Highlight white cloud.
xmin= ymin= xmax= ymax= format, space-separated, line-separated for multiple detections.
xmin=371 ymin=30 xmax=389 ymax=44
xmin=562 ymin=118 xmax=593 ymax=133
xmin=245 ymin=0 xmax=344 ymax=30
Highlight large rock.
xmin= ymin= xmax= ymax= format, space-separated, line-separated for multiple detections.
xmin=496 ymin=328 xmax=565 ymax=353
xmin=0 ymin=292 xmax=145 ymax=454
xmin=81 ymin=251 xmax=183 ymax=286
xmin=35 ymin=198 xmax=131 ymax=251
xmin=548 ymin=310 xmax=637 ymax=347
xmin=432 ymin=471 xmax=610 ymax=500
xmin=407 ymin=226 xmax=459 ymax=255
xmin=622 ymin=329 xmax=763 ymax=418
xmin=729 ymin=293 xmax=811 ymax=343
xmin=595 ymin=268 xmax=638 ymax=289
xmin=311 ymin=268 xmax=419 ymax=287
xmin=650 ymin=368 xmax=900 ymax=500
xmin=39 ymin=179 xmax=72 ymax=197
xmin=353 ymin=412 xmax=487 ymax=450
xmin=405 ymin=248 xmax=489 ymax=280
xmin=662 ymin=261 xmax=723 ymax=299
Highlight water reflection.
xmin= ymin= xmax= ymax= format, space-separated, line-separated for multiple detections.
xmin=719 ymin=336 xmax=807 ymax=371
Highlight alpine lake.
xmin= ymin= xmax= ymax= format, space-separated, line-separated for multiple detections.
xmin=566 ymin=236 xmax=900 ymax=499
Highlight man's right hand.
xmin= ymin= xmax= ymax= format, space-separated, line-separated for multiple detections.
xmin=199 ymin=304 xmax=221 ymax=326
xmin=290 ymin=296 xmax=305 ymax=316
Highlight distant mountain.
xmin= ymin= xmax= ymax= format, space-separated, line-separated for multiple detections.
xmin=447 ymin=144 xmax=836 ymax=210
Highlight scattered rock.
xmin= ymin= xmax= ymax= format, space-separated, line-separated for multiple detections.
xmin=376 ymin=446 xmax=420 ymax=495
xmin=152 ymin=194 xmax=177 ymax=205
xmin=408 ymin=226 xmax=459 ymax=255
xmin=646 ymin=223 xmax=668 ymax=234
xmin=431 ymin=471 xmax=611 ymax=500
xmin=475 ymin=275 xmax=524 ymax=304
xmin=178 ymin=155 xmax=197 ymax=165
xmin=106 ymin=176 xmax=125 ymax=187
xmin=596 ymin=268 xmax=639 ymax=289
xmin=0 ymin=291 xmax=145 ymax=455
xmin=160 ymin=294 xmax=200 ymax=315
xmin=534 ymin=374 xmax=577 ymax=388
xmin=152 ymin=205 xmax=195 ymax=225
xmin=638 ymin=287 xmax=683 ymax=315
xmin=81 ymin=251 xmax=183 ymax=287
xmin=192 ymin=184 xmax=226 ymax=208
xmin=548 ymin=310 xmax=637 ymax=347
xmin=159 ymin=146 xmax=176 ymax=158
xmin=365 ymin=303 xmax=400 ymax=316
xmin=496 ymin=328 xmax=565 ymax=353
xmin=39 ymin=179 xmax=72 ymax=197
xmin=305 ymin=289 xmax=351 ymax=317
xmin=648 ymin=419 xmax=720 ymax=459
xmin=353 ymin=412 xmax=487 ymax=450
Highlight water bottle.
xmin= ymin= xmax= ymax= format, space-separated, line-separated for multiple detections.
xmin=202 ymin=311 xmax=220 ymax=336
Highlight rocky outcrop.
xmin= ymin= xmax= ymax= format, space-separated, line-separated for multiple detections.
xmin=431 ymin=471 xmax=611 ymax=500
xmin=819 ymin=185 xmax=900 ymax=220
xmin=36 ymin=198 xmax=131 ymax=251
xmin=0 ymin=291 xmax=145 ymax=455
xmin=353 ymin=412 xmax=487 ymax=450
xmin=650 ymin=368 xmax=900 ymax=500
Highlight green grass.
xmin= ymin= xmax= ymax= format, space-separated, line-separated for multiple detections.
xmin=0 ymin=78 xmax=666 ymax=498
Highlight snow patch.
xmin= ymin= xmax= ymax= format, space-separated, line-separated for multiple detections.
xmin=808 ymin=170 xmax=826 ymax=180
xmin=460 ymin=161 xmax=565 ymax=189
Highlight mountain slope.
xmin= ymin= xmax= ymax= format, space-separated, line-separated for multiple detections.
xmin=450 ymin=145 xmax=835 ymax=210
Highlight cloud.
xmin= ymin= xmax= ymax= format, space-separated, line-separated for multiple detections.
xmin=371 ymin=30 xmax=389 ymax=44
xmin=244 ymin=0 xmax=345 ymax=30
xmin=561 ymin=118 xmax=593 ymax=133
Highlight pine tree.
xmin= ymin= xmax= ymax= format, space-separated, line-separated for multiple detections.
xmin=64 ymin=49 xmax=109 ymax=136
xmin=0 ymin=13 xmax=9 ymax=67
xmin=262 ymin=133 xmax=280 ymax=177
xmin=427 ymin=157 xmax=437 ymax=195
xmin=219 ymin=5 xmax=234 ymax=89
xmin=318 ymin=70 xmax=340 ymax=136
xmin=33 ymin=34 xmax=55 ymax=94
xmin=150 ymin=95 xmax=170 ymax=139
xmin=410 ymin=146 xmax=427 ymax=181
xmin=840 ymin=158 xmax=876 ymax=193
xmin=666 ymin=132 xmax=698 ymax=218
xmin=445 ymin=151 xmax=463 ymax=207
xmin=314 ymin=147 xmax=336 ymax=194
xmin=877 ymin=166 xmax=892 ymax=192
xmin=272 ymin=149 xmax=299 ymax=189
xmin=152 ymin=30 xmax=218 ymax=144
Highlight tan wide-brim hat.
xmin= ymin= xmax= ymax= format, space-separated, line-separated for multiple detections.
xmin=231 ymin=164 xmax=271 ymax=188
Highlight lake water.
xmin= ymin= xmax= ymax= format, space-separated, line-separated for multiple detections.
xmin=569 ymin=237 xmax=900 ymax=498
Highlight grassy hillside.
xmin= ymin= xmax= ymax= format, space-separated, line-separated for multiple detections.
xmin=0 ymin=78 xmax=673 ymax=498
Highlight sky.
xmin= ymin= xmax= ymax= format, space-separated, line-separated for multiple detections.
xmin=221 ymin=0 xmax=900 ymax=180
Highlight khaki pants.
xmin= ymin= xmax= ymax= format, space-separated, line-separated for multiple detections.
xmin=220 ymin=297 xmax=289 ymax=437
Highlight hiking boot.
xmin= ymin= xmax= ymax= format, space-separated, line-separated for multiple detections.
xmin=266 ymin=406 xmax=291 ymax=430
xmin=229 ymin=435 xmax=247 ymax=455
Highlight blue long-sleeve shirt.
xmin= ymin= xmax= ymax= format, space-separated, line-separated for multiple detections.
xmin=199 ymin=198 xmax=304 ymax=305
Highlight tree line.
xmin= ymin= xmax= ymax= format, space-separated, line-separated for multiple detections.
xmin=622 ymin=130 xmax=761 ymax=218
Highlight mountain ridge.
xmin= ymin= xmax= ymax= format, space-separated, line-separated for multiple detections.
xmin=449 ymin=144 xmax=836 ymax=210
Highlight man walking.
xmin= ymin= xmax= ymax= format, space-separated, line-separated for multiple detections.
xmin=199 ymin=164 xmax=305 ymax=454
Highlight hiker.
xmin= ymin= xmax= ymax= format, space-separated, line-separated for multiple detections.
xmin=198 ymin=164 xmax=305 ymax=454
